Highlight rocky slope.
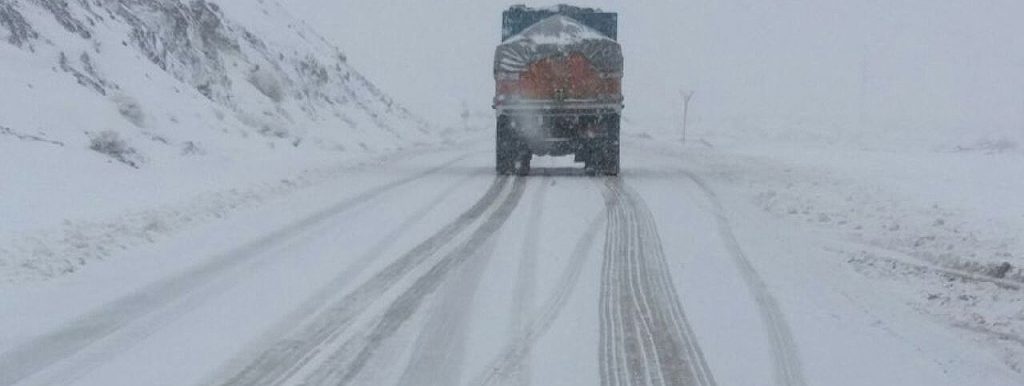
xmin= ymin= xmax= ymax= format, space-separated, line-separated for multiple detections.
xmin=0 ymin=0 xmax=442 ymax=282
xmin=0 ymin=0 xmax=431 ymax=163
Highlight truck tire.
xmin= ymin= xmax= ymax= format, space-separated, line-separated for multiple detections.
xmin=582 ymin=140 xmax=617 ymax=175
xmin=496 ymin=115 xmax=515 ymax=174
xmin=598 ymin=114 xmax=620 ymax=175
xmin=497 ymin=115 xmax=533 ymax=175
xmin=601 ymin=139 xmax=620 ymax=175
xmin=515 ymin=152 xmax=532 ymax=175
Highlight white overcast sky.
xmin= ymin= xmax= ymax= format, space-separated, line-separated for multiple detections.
xmin=275 ymin=0 xmax=1024 ymax=140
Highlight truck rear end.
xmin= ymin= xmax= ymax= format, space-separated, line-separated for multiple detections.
xmin=493 ymin=5 xmax=623 ymax=175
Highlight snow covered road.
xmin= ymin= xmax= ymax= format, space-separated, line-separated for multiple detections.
xmin=1 ymin=140 xmax=1020 ymax=386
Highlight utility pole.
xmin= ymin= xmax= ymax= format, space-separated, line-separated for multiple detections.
xmin=680 ymin=90 xmax=695 ymax=143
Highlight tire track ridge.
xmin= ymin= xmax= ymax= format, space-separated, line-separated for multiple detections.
xmin=601 ymin=180 xmax=640 ymax=385
xmin=633 ymin=185 xmax=716 ymax=385
xmin=220 ymin=176 xmax=509 ymax=386
xmin=600 ymin=187 xmax=627 ymax=386
xmin=621 ymin=182 xmax=670 ymax=386
xmin=599 ymin=179 xmax=717 ymax=386
xmin=303 ymin=177 xmax=529 ymax=385
xmin=621 ymin=194 xmax=662 ymax=386
xmin=683 ymin=172 xmax=807 ymax=386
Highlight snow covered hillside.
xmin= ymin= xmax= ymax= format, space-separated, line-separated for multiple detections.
xmin=0 ymin=0 xmax=440 ymax=282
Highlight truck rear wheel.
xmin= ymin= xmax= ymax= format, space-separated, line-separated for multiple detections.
xmin=497 ymin=115 xmax=531 ymax=175
xmin=585 ymin=114 xmax=619 ymax=175
xmin=584 ymin=140 xmax=618 ymax=175
xmin=598 ymin=113 xmax=618 ymax=175
xmin=582 ymin=140 xmax=618 ymax=175
xmin=600 ymin=140 xmax=619 ymax=175
xmin=514 ymin=153 xmax=532 ymax=175
xmin=496 ymin=116 xmax=514 ymax=174
xmin=602 ymin=114 xmax=620 ymax=175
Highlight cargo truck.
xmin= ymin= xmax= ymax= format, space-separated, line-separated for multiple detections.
xmin=493 ymin=5 xmax=623 ymax=175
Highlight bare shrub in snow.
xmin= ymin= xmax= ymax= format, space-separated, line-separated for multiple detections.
xmin=248 ymin=65 xmax=285 ymax=102
xmin=88 ymin=130 xmax=142 ymax=168
xmin=257 ymin=122 xmax=289 ymax=138
xmin=956 ymin=137 xmax=1020 ymax=154
xmin=297 ymin=55 xmax=329 ymax=86
xmin=113 ymin=94 xmax=146 ymax=127
xmin=59 ymin=52 xmax=107 ymax=95
xmin=181 ymin=141 xmax=206 ymax=156
xmin=146 ymin=133 xmax=170 ymax=144
xmin=978 ymin=138 xmax=1018 ymax=153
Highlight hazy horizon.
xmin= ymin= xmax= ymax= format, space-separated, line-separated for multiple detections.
xmin=274 ymin=0 xmax=1024 ymax=145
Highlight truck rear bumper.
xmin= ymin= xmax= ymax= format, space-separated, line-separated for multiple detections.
xmin=494 ymin=100 xmax=623 ymax=116
xmin=523 ymin=137 xmax=616 ymax=156
xmin=495 ymin=107 xmax=620 ymax=157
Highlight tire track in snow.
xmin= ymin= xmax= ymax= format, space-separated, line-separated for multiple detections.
xmin=395 ymin=179 xmax=547 ymax=386
xmin=683 ymin=172 xmax=806 ymax=386
xmin=472 ymin=208 xmax=606 ymax=386
xmin=302 ymin=177 xmax=529 ymax=385
xmin=505 ymin=178 xmax=549 ymax=385
xmin=394 ymin=236 xmax=499 ymax=386
xmin=220 ymin=176 xmax=511 ymax=386
xmin=0 ymin=153 xmax=473 ymax=386
xmin=599 ymin=178 xmax=716 ymax=386
xmin=209 ymin=170 xmax=477 ymax=384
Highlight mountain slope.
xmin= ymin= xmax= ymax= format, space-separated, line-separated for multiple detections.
xmin=0 ymin=0 xmax=442 ymax=281
xmin=0 ymin=0 xmax=431 ymax=157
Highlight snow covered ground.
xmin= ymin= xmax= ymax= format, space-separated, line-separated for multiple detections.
xmin=2 ymin=1 xmax=1023 ymax=385
xmin=1 ymin=131 xmax=1022 ymax=385
xmin=626 ymin=125 xmax=1024 ymax=380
